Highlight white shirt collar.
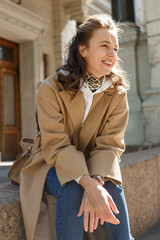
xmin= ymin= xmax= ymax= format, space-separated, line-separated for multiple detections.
xmin=80 ymin=75 xmax=111 ymax=95
xmin=59 ymin=69 xmax=111 ymax=94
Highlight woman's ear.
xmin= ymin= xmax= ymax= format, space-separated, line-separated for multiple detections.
xmin=78 ymin=45 xmax=87 ymax=58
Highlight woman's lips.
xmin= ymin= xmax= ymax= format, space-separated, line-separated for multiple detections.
xmin=102 ymin=60 xmax=113 ymax=67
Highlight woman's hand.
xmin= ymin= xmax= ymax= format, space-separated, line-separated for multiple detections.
xmin=77 ymin=190 xmax=99 ymax=232
xmin=78 ymin=175 xmax=120 ymax=232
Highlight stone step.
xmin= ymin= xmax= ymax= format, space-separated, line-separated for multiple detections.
xmin=0 ymin=182 xmax=25 ymax=240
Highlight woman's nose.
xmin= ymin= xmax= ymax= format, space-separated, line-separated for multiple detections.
xmin=108 ymin=48 xmax=117 ymax=57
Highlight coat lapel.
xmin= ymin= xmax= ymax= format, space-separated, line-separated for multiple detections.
xmin=59 ymin=90 xmax=85 ymax=134
xmin=79 ymin=92 xmax=113 ymax=152
xmin=59 ymin=85 xmax=115 ymax=152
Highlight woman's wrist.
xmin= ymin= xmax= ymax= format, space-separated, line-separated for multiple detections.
xmin=79 ymin=175 xmax=98 ymax=191
xmin=91 ymin=175 xmax=104 ymax=186
xmin=92 ymin=176 xmax=104 ymax=186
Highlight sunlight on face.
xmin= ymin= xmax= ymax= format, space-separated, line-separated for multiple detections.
xmin=80 ymin=28 xmax=119 ymax=78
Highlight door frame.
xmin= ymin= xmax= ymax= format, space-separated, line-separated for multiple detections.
xmin=0 ymin=37 xmax=21 ymax=160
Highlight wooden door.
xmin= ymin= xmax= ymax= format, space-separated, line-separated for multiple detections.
xmin=0 ymin=38 xmax=21 ymax=160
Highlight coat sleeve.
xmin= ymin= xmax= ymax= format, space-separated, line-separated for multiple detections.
xmin=36 ymin=82 xmax=89 ymax=185
xmin=87 ymin=92 xmax=129 ymax=185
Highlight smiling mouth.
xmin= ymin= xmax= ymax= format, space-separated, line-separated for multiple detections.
xmin=102 ymin=61 xmax=113 ymax=67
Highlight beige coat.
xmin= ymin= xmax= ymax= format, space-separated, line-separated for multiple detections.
xmin=20 ymin=73 xmax=129 ymax=240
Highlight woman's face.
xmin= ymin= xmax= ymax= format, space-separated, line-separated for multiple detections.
xmin=79 ymin=28 xmax=119 ymax=78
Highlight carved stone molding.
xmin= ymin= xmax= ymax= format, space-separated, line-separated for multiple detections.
xmin=85 ymin=0 xmax=111 ymax=16
xmin=0 ymin=0 xmax=48 ymax=42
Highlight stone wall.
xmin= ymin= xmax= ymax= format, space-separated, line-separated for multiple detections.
xmin=20 ymin=0 xmax=56 ymax=76
xmin=142 ymin=0 xmax=160 ymax=144
xmin=1 ymin=147 xmax=160 ymax=239
xmin=121 ymin=147 xmax=160 ymax=236
xmin=19 ymin=0 xmax=84 ymax=73
xmin=113 ymin=0 xmax=160 ymax=145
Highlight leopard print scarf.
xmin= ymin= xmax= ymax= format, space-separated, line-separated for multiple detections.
xmin=86 ymin=73 xmax=104 ymax=92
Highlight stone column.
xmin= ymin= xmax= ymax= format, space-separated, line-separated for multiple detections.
xmin=142 ymin=0 xmax=160 ymax=143
xmin=119 ymin=24 xmax=144 ymax=145
xmin=20 ymin=35 xmax=43 ymax=138
xmin=112 ymin=0 xmax=144 ymax=145
xmin=53 ymin=0 xmax=80 ymax=68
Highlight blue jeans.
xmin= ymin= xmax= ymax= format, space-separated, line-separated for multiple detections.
xmin=44 ymin=167 xmax=134 ymax=240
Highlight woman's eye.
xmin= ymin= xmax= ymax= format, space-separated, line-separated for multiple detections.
xmin=101 ymin=44 xmax=108 ymax=48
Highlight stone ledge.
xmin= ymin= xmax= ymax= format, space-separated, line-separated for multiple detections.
xmin=121 ymin=146 xmax=160 ymax=167
xmin=0 ymin=147 xmax=160 ymax=239
xmin=0 ymin=183 xmax=25 ymax=240
xmin=121 ymin=147 xmax=160 ymax=237
xmin=0 ymin=183 xmax=109 ymax=240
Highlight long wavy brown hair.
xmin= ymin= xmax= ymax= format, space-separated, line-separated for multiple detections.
xmin=57 ymin=14 xmax=130 ymax=95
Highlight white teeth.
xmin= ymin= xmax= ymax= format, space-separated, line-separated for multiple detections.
xmin=103 ymin=61 xmax=112 ymax=65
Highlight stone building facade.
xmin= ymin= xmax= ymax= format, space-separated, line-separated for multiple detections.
xmin=0 ymin=0 xmax=159 ymax=160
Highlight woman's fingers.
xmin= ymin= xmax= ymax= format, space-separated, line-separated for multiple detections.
xmin=79 ymin=182 xmax=120 ymax=231
xmin=105 ymin=211 xmax=120 ymax=225
xmin=108 ymin=195 xmax=119 ymax=214
xmin=80 ymin=192 xmax=90 ymax=232
xmin=100 ymin=218 xmax=104 ymax=225
xmin=79 ymin=191 xmax=98 ymax=233
xmin=94 ymin=215 xmax=99 ymax=230
xmin=105 ymin=195 xmax=120 ymax=224
xmin=77 ymin=199 xmax=84 ymax=217
xmin=103 ymin=202 xmax=120 ymax=225
xmin=93 ymin=197 xmax=119 ymax=225
xmin=89 ymin=211 xmax=95 ymax=232
xmin=83 ymin=209 xmax=89 ymax=232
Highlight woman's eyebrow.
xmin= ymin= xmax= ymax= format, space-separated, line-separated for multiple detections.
xmin=99 ymin=40 xmax=119 ymax=48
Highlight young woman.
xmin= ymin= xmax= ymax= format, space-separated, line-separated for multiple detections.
xmin=20 ymin=14 xmax=134 ymax=240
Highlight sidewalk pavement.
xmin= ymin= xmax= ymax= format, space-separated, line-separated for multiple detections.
xmin=0 ymin=161 xmax=12 ymax=183
xmin=0 ymin=162 xmax=160 ymax=240
xmin=135 ymin=221 xmax=160 ymax=240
